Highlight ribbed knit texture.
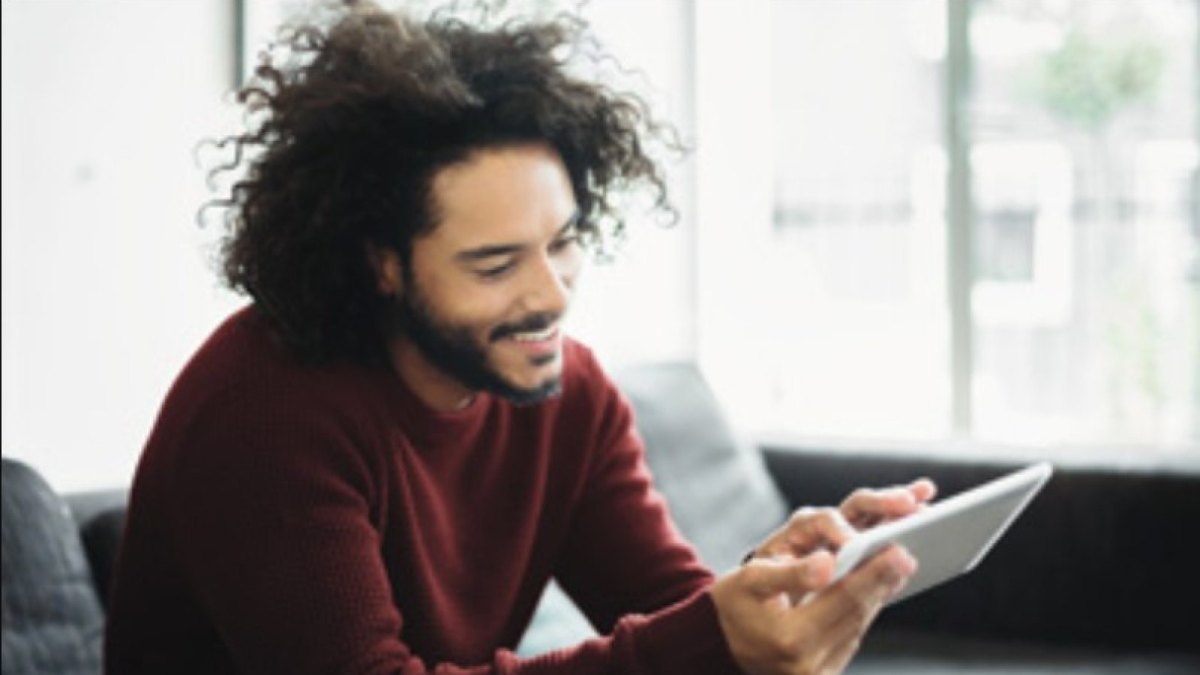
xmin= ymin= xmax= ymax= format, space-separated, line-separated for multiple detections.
xmin=104 ymin=307 xmax=739 ymax=674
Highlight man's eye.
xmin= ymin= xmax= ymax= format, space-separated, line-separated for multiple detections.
xmin=476 ymin=262 xmax=514 ymax=279
xmin=550 ymin=235 xmax=580 ymax=253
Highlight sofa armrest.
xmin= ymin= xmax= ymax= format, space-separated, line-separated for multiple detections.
xmin=66 ymin=489 xmax=128 ymax=610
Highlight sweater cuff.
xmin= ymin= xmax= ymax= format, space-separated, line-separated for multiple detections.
xmin=632 ymin=589 xmax=740 ymax=674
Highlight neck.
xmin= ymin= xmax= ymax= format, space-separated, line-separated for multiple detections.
xmin=386 ymin=338 xmax=477 ymax=412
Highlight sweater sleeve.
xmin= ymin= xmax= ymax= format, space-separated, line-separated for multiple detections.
xmin=167 ymin=376 xmax=738 ymax=675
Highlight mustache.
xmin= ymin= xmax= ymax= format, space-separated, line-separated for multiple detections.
xmin=490 ymin=312 xmax=560 ymax=342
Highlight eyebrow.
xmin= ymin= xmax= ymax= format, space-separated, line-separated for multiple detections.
xmin=454 ymin=210 xmax=581 ymax=263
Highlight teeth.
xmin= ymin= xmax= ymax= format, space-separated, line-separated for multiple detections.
xmin=511 ymin=326 xmax=556 ymax=342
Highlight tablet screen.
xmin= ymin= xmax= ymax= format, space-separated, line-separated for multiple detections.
xmin=832 ymin=461 xmax=1053 ymax=605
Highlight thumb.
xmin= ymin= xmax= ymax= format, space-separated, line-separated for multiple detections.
xmin=742 ymin=550 xmax=835 ymax=598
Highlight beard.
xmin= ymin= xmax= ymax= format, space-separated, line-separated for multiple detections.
xmin=388 ymin=283 xmax=563 ymax=406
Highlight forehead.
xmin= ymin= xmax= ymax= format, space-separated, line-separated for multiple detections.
xmin=424 ymin=143 xmax=577 ymax=248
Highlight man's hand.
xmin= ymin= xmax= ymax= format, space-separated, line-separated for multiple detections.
xmin=710 ymin=546 xmax=917 ymax=675
xmin=838 ymin=479 xmax=937 ymax=530
xmin=750 ymin=480 xmax=937 ymax=560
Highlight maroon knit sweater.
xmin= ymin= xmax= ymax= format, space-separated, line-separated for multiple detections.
xmin=104 ymin=307 xmax=739 ymax=674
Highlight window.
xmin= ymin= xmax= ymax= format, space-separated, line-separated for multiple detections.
xmin=696 ymin=0 xmax=1199 ymax=453
xmin=970 ymin=0 xmax=1198 ymax=447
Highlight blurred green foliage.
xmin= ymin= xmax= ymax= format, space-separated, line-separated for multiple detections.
xmin=1029 ymin=29 xmax=1166 ymax=132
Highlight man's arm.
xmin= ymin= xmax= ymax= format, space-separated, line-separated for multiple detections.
xmin=546 ymin=353 xmax=923 ymax=675
xmin=550 ymin=367 xmax=719 ymax=632
xmin=164 ymin=386 xmax=738 ymax=675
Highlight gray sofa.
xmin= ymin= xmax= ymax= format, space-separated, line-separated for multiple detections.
xmin=4 ymin=362 xmax=1199 ymax=674
xmin=762 ymin=446 xmax=1200 ymax=674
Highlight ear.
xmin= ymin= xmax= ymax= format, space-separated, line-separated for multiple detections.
xmin=366 ymin=244 xmax=404 ymax=297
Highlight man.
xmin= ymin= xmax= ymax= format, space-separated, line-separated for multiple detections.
xmin=105 ymin=3 xmax=934 ymax=673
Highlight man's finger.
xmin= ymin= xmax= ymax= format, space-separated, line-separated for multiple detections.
xmin=841 ymin=545 xmax=916 ymax=606
xmin=790 ymin=545 xmax=915 ymax=633
xmin=840 ymin=480 xmax=937 ymax=526
xmin=840 ymin=487 xmax=914 ymax=526
xmin=740 ymin=550 xmax=836 ymax=599
xmin=790 ymin=507 xmax=856 ymax=550
xmin=806 ymin=548 xmax=918 ymax=668
xmin=757 ymin=507 xmax=857 ymax=560
xmin=908 ymin=478 xmax=937 ymax=503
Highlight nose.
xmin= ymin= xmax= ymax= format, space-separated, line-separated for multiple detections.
xmin=520 ymin=250 xmax=576 ymax=317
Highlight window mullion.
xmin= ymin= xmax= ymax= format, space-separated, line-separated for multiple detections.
xmin=945 ymin=0 xmax=973 ymax=436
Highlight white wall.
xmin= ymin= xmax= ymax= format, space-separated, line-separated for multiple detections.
xmin=562 ymin=0 xmax=697 ymax=370
xmin=2 ymin=0 xmax=245 ymax=492
xmin=693 ymin=0 xmax=777 ymax=429
xmin=1 ymin=0 xmax=696 ymax=492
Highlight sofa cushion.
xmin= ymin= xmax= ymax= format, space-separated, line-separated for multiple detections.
xmin=614 ymin=362 xmax=788 ymax=572
xmin=850 ymin=628 xmax=1200 ymax=674
xmin=2 ymin=458 xmax=105 ymax=675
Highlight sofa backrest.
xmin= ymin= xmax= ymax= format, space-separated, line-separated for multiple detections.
xmin=2 ymin=458 xmax=105 ymax=675
xmin=761 ymin=446 xmax=1200 ymax=654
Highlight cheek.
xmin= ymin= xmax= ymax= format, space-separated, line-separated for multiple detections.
xmin=415 ymin=271 xmax=512 ymax=334
xmin=458 ymin=294 xmax=515 ymax=339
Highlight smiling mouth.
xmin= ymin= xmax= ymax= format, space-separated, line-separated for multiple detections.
xmin=500 ymin=324 xmax=561 ymax=363
xmin=508 ymin=325 xmax=557 ymax=342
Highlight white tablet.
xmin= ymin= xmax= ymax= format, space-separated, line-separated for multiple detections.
xmin=831 ymin=461 xmax=1053 ymax=605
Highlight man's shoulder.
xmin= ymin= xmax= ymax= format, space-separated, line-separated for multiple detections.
xmin=171 ymin=305 xmax=292 ymax=395
xmin=163 ymin=305 xmax=385 ymax=422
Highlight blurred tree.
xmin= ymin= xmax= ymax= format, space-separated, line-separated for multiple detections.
xmin=1014 ymin=2 xmax=1174 ymax=436
xmin=1030 ymin=29 xmax=1165 ymax=132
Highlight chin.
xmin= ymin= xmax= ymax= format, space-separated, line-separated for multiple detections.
xmin=498 ymin=376 xmax=563 ymax=406
xmin=490 ymin=360 xmax=563 ymax=405
xmin=495 ymin=348 xmax=560 ymax=382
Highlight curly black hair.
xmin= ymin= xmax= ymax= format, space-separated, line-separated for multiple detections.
xmin=207 ymin=0 xmax=678 ymax=366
